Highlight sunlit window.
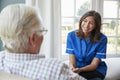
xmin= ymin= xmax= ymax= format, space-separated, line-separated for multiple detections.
xmin=61 ymin=0 xmax=91 ymax=55
xmin=61 ymin=0 xmax=120 ymax=57
xmin=102 ymin=0 xmax=120 ymax=55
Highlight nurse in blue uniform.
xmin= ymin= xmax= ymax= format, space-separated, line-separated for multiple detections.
xmin=66 ymin=10 xmax=107 ymax=80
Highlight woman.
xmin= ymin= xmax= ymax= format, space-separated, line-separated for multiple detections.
xmin=66 ymin=10 xmax=107 ymax=80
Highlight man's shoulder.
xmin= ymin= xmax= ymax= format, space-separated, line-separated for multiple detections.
xmin=38 ymin=58 xmax=67 ymax=68
xmin=0 ymin=51 xmax=6 ymax=71
xmin=38 ymin=58 xmax=69 ymax=73
xmin=31 ymin=58 xmax=69 ymax=79
xmin=0 ymin=50 xmax=5 ymax=59
xmin=0 ymin=50 xmax=5 ymax=53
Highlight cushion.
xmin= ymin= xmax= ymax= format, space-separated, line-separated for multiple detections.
xmin=104 ymin=58 xmax=120 ymax=80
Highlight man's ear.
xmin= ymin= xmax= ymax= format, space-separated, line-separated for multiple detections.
xmin=29 ymin=32 xmax=36 ymax=47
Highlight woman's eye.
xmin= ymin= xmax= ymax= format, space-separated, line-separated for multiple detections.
xmin=83 ymin=19 xmax=87 ymax=23
xmin=90 ymin=22 xmax=93 ymax=25
xmin=89 ymin=22 xmax=94 ymax=25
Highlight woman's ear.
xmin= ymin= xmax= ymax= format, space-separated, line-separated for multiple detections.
xmin=29 ymin=32 xmax=36 ymax=47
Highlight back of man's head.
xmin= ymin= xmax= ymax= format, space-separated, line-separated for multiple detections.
xmin=0 ymin=4 xmax=43 ymax=53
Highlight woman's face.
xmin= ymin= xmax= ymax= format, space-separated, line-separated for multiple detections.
xmin=81 ymin=16 xmax=95 ymax=35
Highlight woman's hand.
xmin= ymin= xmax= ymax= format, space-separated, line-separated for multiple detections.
xmin=72 ymin=68 xmax=82 ymax=74
xmin=74 ymin=58 xmax=101 ymax=73
xmin=69 ymin=64 xmax=75 ymax=70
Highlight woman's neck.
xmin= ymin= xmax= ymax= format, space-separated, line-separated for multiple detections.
xmin=84 ymin=33 xmax=90 ymax=40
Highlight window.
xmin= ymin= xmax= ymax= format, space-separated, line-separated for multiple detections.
xmin=102 ymin=0 xmax=120 ymax=56
xmin=61 ymin=0 xmax=92 ymax=56
xmin=60 ymin=0 xmax=120 ymax=58
xmin=61 ymin=0 xmax=92 ymax=59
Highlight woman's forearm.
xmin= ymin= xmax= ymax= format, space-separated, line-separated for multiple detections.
xmin=80 ymin=58 xmax=101 ymax=72
xmin=69 ymin=54 xmax=76 ymax=68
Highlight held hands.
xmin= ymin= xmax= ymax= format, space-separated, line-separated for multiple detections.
xmin=72 ymin=68 xmax=82 ymax=74
xmin=70 ymin=64 xmax=82 ymax=74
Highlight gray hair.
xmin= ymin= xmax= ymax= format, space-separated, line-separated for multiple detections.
xmin=0 ymin=4 xmax=43 ymax=52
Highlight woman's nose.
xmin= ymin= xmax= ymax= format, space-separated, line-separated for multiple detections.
xmin=84 ymin=22 xmax=89 ymax=28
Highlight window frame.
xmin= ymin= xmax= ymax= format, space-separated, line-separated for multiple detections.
xmin=53 ymin=0 xmax=120 ymax=59
xmin=102 ymin=0 xmax=120 ymax=57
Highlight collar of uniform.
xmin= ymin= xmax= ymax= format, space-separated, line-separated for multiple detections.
xmin=4 ymin=51 xmax=41 ymax=62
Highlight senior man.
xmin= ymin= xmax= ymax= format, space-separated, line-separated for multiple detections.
xmin=0 ymin=4 xmax=86 ymax=80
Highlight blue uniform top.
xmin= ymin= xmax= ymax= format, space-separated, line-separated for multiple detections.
xmin=66 ymin=30 xmax=107 ymax=76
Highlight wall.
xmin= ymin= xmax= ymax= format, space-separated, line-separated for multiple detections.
xmin=0 ymin=0 xmax=25 ymax=11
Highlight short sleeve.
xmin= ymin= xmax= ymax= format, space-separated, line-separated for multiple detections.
xmin=66 ymin=33 xmax=74 ymax=54
xmin=95 ymin=36 xmax=107 ymax=59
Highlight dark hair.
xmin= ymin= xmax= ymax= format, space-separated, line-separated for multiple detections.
xmin=76 ymin=10 xmax=102 ymax=43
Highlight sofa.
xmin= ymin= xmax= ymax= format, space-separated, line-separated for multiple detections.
xmin=103 ymin=58 xmax=120 ymax=80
